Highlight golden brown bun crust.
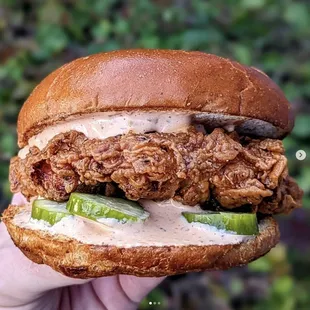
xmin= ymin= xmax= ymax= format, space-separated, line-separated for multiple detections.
xmin=2 ymin=205 xmax=279 ymax=278
xmin=17 ymin=49 xmax=293 ymax=147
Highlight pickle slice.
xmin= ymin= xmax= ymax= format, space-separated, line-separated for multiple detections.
xmin=182 ymin=211 xmax=258 ymax=235
xmin=31 ymin=199 xmax=71 ymax=225
xmin=66 ymin=193 xmax=150 ymax=223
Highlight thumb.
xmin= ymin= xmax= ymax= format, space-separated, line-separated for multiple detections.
xmin=0 ymin=222 xmax=90 ymax=307
xmin=119 ymin=275 xmax=165 ymax=303
xmin=0 ymin=194 xmax=90 ymax=307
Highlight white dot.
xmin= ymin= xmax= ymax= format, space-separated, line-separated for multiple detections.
xmin=296 ymin=150 xmax=306 ymax=161
xmin=149 ymin=301 xmax=152 ymax=305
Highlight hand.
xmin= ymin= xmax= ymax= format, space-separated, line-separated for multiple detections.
xmin=0 ymin=193 xmax=164 ymax=310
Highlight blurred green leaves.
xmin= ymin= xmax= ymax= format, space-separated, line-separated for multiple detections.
xmin=249 ymin=256 xmax=273 ymax=273
xmin=92 ymin=20 xmax=112 ymax=41
xmin=241 ymin=0 xmax=267 ymax=10
xmin=38 ymin=0 xmax=64 ymax=24
xmin=249 ymin=244 xmax=303 ymax=310
xmin=284 ymin=2 xmax=310 ymax=31
xmin=0 ymin=133 xmax=16 ymax=157
xmin=249 ymin=243 xmax=289 ymax=274
xmin=273 ymin=276 xmax=294 ymax=298
xmin=232 ymin=44 xmax=252 ymax=65
xmin=36 ymin=24 xmax=69 ymax=59
xmin=291 ymin=115 xmax=310 ymax=139
xmin=0 ymin=52 xmax=28 ymax=82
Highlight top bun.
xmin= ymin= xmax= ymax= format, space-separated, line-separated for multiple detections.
xmin=17 ymin=49 xmax=294 ymax=147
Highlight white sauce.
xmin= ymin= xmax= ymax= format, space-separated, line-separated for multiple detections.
xmin=13 ymin=200 xmax=250 ymax=247
xmin=18 ymin=112 xmax=192 ymax=159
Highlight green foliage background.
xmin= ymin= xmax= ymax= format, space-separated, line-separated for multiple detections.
xmin=0 ymin=1 xmax=309 ymax=309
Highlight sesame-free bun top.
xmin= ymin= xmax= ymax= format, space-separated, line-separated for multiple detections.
xmin=17 ymin=49 xmax=294 ymax=147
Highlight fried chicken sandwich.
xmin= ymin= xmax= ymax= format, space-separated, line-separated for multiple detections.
xmin=2 ymin=50 xmax=303 ymax=278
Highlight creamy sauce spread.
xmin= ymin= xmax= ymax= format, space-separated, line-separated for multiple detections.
xmin=18 ymin=111 xmax=284 ymax=159
xmin=13 ymin=200 xmax=250 ymax=247
xmin=18 ymin=112 xmax=193 ymax=159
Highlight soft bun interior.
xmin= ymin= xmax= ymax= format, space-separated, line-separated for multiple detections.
xmin=193 ymin=112 xmax=287 ymax=138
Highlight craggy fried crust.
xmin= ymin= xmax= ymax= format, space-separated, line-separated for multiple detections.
xmin=2 ymin=205 xmax=280 ymax=278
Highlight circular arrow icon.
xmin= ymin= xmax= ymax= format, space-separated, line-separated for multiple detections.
xmin=296 ymin=150 xmax=306 ymax=161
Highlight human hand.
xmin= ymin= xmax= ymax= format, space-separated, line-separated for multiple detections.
xmin=0 ymin=193 xmax=164 ymax=310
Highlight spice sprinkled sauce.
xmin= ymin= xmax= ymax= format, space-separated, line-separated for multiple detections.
xmin=18 ymin=111 xmax=192 ymax=158
xmin=13 ymin=199 xmax=250 ymax=247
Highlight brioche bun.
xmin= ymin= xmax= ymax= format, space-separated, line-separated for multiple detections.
xmin=17 ymin=49 xmax=293 ymax=147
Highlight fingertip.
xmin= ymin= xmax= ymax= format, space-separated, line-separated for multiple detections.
xmin=119 ymin=275 xmax=166 ymax=303
xmin=11 ymin=193 xmax=28 ymax=205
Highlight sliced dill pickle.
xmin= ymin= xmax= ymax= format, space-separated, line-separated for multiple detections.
xmin=31 ymin=199 xmax=71 ymax=225
xmin=66 ymin=193 xmax=150 ymax=223
xmin=182 ymin=211 xmax=258 ymax=235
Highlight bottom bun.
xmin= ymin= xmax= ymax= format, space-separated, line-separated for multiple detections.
xmin=2 ymin=205 xmax=280 ymax=278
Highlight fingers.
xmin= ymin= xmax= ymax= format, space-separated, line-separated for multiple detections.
xmin=11 ymin=192 xmax=28 ymax=205
xmin=90 ymin=275 xmax=165 ymax=310
xmin=119 ymin=275 xmax=165 ymax=303
xmin=0 ymin=221 xmax=90 ymax=307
